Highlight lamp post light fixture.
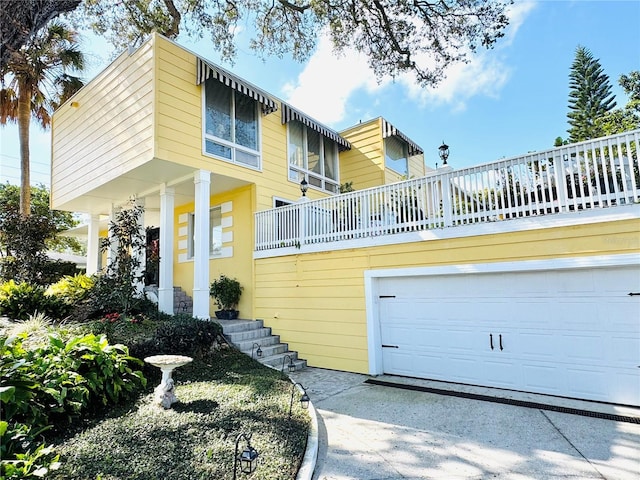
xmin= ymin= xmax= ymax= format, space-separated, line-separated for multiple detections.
xmin=289 ymin=382 xmax=310 ymax=416
xmin=438 ymin=142 xmax=449 ymax=166
xmin=251 ymin=342 xmax=263 ymax=359
xmin=233 ymin=432 xmax=259 ymax=479
xmin=300 ymin=178 xmax=309 ymax=196
xmin=282 ymin=354 xmax=296 ymax=373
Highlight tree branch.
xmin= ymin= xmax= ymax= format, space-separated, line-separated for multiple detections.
xmin=277 ymin=0 xmax=310 ymax=13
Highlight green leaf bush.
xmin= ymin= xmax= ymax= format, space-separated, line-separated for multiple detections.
xmin=0 ymin=281 xmax=65 ymax=321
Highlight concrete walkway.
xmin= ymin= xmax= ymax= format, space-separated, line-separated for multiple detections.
xmin=289 ymin=368 xmax=640 ymax=480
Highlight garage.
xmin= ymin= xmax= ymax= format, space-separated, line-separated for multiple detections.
xmin=366 ymin=256 xmax=640 ymax=406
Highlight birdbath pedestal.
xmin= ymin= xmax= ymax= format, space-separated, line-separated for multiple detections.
xmin=144 ymin=355 xmax=193 ymax=409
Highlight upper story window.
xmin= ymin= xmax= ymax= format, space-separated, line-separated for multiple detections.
xmin=204 ymin=79 xmax=260 ymax=169
xmin=384 ymin=136 xmax=409 ymax=176
xmin=288 ymin=120 xmax=340 ymax=194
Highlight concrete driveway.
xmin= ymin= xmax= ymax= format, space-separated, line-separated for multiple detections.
xmin=289 ymin=368 xmax=640 ymax=480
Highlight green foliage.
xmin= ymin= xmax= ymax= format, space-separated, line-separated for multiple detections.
xmin=0 ymin=331 xmax=146 ymax=431
xmin=567 ymin=46 xmax=617 ymax=142
xmin=597 ymin=70 xmax=640 ymax=136
xmin=95 ymin=200 xmax=147 ymax=316
xmin=1 ymin=434 xmax=61 ymax=480
xmin=0 ymin=184 xmax=82 ymax=285
xmin=71 ymin=0 xmax=509 ymax=89
xmin=339 ymin=181 xmax=355 ymax=193
xmin=45 ymin=274 xmax=94 ymax=306
xmin=47 ymin=349 xmax=307 ymax=480
xmin=209 ymin=275 xmax=243 ymax=311
xmin=0 ymin=281 xmax=65 ymax=321
xmin=89 ymin=313 xmax=223 ymax=363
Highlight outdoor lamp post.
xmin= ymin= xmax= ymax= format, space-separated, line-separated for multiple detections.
xmin=251 ymin=342 xmax=263 ymax=359
xmin=438 ymin=142 xmax=449 ymax=166
xmin=233 ymin=432 xmax=259 ymax=479
xmin=300 ymin=178 xmax=308 ymax=196
xmin=282 ymin=354 xmax=296 ymax=373
xmin=289 ymin=382 xmax=310 ymax=416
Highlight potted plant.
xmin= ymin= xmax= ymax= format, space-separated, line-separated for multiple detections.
xmin=209 ymin=275 xmax=243 ymax=320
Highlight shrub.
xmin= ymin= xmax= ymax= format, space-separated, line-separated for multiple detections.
xmin=209 ymin=275 xmax=242 ymax=311
xmin=0 ymin=281 xmax=64 ymax=321
xmin=45 ymin=274 xmax=94 ymax=306
xmin=0 ymin=331 xmax=146 ymax=431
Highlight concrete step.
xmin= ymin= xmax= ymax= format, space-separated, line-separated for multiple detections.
xmin=217 ymin=319 xmax=307 ymax=371
xmin=224 ymin=327 xmax=273 ymax=343
xmin=233 ymin=335 xmax=282 ymax=351
xmin=239 ymin=342 xmax=289 ymax=360
xmin=215 ymin=319 xmax=263 ymax=333
xmin=259 ymin=351 xmax=306 ymax=370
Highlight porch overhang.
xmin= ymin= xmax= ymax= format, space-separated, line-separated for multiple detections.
xmin=51 ymin=158 xmax=248 ymax=216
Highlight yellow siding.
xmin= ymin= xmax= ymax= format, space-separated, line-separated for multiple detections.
xmin=173 ymin=186 xmax=255 ymax=317
xmin=339 ymin=119 xmax=385 ymax=189
xmin=51 ymin=40 xmax=155 ymax=209
xmin=254 ymin=218 xmax=640 ymax=374
xmin=408 ymin=153 xmax=426 ymax=178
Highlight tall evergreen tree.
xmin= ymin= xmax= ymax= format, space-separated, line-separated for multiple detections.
xmin=567 ymin=45 xmax=616 ymax=142
xmin=0 ymin=22 xmax=84 ymax=217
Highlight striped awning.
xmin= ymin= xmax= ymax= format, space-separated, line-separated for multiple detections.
xmin=196 ymin=58 xmax=278 ymax=114
xmin=282 ymin=103 xmax=351 ymax=151
xmin=381 ymin=119 xmax=423 ymax=156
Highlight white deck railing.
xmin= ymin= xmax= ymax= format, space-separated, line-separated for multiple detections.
xmin=255 ymin=130 xmax=640 ymax=252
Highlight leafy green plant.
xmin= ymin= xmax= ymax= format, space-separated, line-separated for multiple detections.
xmin=0 ymin=280 xmax=64 ymax=321
xmin=1 ymin=331 xmax=146 ymax=430
xmin=94 ymin=200 xmax=147 ymax=316
xmin=209 ymin=275 xmax=242 ymax=311
xmin=45 ymin=274 xmax=94 ymax=306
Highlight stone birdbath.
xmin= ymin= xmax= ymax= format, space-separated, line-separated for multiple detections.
xmin=144 ymin=355 xmax=193 ymax=409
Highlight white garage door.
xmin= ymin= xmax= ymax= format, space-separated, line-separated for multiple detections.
xmin=376 ymin=264 xmax=640 ymax=406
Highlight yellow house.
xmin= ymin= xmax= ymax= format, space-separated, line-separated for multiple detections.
xmin=51 ymin=34 xmax=640 ymax=407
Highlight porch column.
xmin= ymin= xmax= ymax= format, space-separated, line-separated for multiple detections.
xmin=193 ymin=170 xmax=211 ymax=319
xmin=133 ymin=198 xmax=146 ymax=297
xmin=86 ymin=214 xmax=100 ymax=275
xmin=158 ymin=185 xmax=175 ymax=315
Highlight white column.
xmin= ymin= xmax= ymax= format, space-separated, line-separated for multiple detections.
xmin=193 ymin=170 xmax=211 ymax=319
xmin=158 ymin=185 xmax=175 ymax=315
xmin=297 ymin=196 xmax=309 ymax=247
xmin=439 ymin=166 xmax=454 ymax=227
xmin=133 ymin=198 xmax=146 ymax=297
xmin=86 ymin=214 xmax=100 ymax=275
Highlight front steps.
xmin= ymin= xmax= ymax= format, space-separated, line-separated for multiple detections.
xmin=217 ymin=319 xmax=307 ymax=371
xmin=173 ymin=287 xmax=193 ymax=315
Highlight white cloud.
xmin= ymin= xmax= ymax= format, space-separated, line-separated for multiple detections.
xmin=281 ymin=34 xmax=385 ymax=125
xmin=401 ymin=0 xmax=537 ymax=109
xmin=282 ymin=1 xmax=537 ymax=121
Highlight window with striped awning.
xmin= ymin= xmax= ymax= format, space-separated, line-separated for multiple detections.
xmin=196 ymin=58 xmax=278 ymax=115
xmin=281 ymin=103 xmax=351 ymax=151
xmin=381 ymin=119 xmax=423 ymax=156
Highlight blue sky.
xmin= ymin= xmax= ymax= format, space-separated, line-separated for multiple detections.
xmin=1 ymin=0 xmax=639 ymax=187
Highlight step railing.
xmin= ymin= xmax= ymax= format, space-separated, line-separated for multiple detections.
xmin=255 ymin=130 xmax=640 ymax=252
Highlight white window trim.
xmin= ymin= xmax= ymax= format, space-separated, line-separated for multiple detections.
xmin=287 ymin=121 xmax=340 ymax=194
xmin=187 ymin=206 xmax=226 ymax=260
xmin=201 ymin=82 xmax=262 ymax=171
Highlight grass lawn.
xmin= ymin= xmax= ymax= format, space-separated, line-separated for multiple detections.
xmin=48 ymin=347 xmax=310 ymax=480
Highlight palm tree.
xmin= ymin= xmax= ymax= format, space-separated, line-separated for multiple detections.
xmin=0 ymin=22 xmax=84 ymax=216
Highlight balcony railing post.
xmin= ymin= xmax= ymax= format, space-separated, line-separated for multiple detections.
xmin=297 ymin=198 xmax=308 ymax=247
xmin=441 ymin=175 xmax=453 ymax=227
